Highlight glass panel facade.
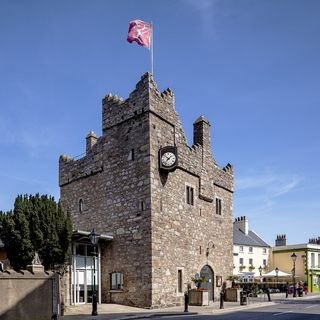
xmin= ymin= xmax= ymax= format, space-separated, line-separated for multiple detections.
xmin=72 ymin=243 xmax=99 ymax=305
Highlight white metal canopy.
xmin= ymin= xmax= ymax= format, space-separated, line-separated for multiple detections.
xmin=262 ymin=269 xmax=291 ymax=277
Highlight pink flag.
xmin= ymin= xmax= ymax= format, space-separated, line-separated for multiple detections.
xmin=127 ymin=19 xmax=152 ymax=49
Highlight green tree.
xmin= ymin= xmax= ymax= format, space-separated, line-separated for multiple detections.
xmin=0 ymin=194 xmax=72 ymax=270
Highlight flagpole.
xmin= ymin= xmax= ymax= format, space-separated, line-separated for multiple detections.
xmin=151 ymin=21 xmax=154 ymax=77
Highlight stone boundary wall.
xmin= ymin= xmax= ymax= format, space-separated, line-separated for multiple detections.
xmin=0 ymin=269 xmax=59 ymax=320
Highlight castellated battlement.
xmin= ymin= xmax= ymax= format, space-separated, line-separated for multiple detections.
xmin=59 ymin=136 xmax=103 ymax=187
xmin=102 ymin=72 xmax=175 ymax=133
xmin=59 ymin=72 xmax=233 ymax=192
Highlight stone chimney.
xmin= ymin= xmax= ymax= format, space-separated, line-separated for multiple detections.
xmin=308 ymin=237 xmax=320 ymax=245
xmin=275 ymin=234 xmax=287 ymax=247
xmin=86 ymin=131 xmax=98 ymax=154
xmin=234 ymin=216 xmax=249 ymax=235
xmin=193 ymin=116 xmax=211 ymax=151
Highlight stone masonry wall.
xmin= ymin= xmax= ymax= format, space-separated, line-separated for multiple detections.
xmin=148 ymin=73 xmax=234 ymax=307
xmin=59 ymin=75 xmax=153 ymax=307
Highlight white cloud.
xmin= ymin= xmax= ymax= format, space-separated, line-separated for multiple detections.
xmin=183 ymin=0 xmax=219 ymax=37
xmin=236 ymin=171 xmax=300 ymax=198
xmin=234 ymin=169 xmax=301 ymax=217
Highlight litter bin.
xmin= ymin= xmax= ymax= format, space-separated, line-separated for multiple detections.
xmin=240 ymin=291 xmax=247 ymax=305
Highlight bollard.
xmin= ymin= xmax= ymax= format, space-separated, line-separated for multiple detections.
xmin=184 ymin=291 xmax=189 ymax=312
xmin=92 ymin=291 xmax=98 ymax=316
xmin=220 ymin=291 xmax=224 ymax=309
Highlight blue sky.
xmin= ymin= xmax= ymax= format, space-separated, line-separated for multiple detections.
xmin=0 ymin=0 xmax=319 ymax=246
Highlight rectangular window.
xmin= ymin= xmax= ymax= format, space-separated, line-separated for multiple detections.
xmin=215 ymin=198 xmax=222 ymax=215
xmin=239 ymin=258 xmax=244 ymax=265
xmin=239 ymin=246 xmax=244 ymax=252
xmin=186 ymin=186 xmax=194 ymax=205
xmin=75 ymin=244 xmax=86 ymax=256
xmin=178 ymin=269 xmax=183 ymax=293
xmin=311 ymin=253 xmax=315 ymax=268
xmin=249 ymin=247 xmax=253 ymax=253
xmin=263 ymin=248 xmax=267 ymax=254
xmin=249 ymin=258 xmax=253 ymax=265
xmin=263 ymin=259 xmax=267 ymax=266
xmin=110 ymin=272 xmax=123 ymax=290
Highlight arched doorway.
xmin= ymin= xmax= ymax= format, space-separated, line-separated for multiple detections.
xmin=200 ymin=265 xmax=214 ymax=301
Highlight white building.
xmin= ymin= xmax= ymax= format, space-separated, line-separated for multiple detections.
xmin=233 ymin=216 xmax=271 ymax=282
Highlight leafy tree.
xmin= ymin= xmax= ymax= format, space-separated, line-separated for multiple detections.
xmin=0 ymin=194 xmax=72 ymax=270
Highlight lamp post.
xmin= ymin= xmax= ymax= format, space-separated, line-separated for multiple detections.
xmin=291 ymin=252 xmax=297 ymax=297
xmin=258 ymin=266 xmax=263 ymax=283
xmin=275 ymin=267 xmax=279 ymax=289
xmin=89 ymin=229 xmax=100 ymax=316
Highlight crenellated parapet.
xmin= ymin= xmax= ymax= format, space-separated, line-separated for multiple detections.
xmin=59 ymin=135 xmax=104 ymax=187
xmin=102 ymin=72 xmax=154 ymax=133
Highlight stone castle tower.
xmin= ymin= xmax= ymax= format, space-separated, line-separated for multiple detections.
xmin=59 ymin=73 xmax=234 ymax=308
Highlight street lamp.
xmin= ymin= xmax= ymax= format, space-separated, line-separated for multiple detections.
xmin=291 ymin=252 xmax=297 ymax=297
xmin=258 ymin=266 xmax=263 ymax=284
xmin=89 ymin=229 xmax=100 ymax=316
xmin=275 ymin=267 xmax=279 ymax=289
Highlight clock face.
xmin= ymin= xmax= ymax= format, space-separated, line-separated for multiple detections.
xmin=161 ymin=152 xmax=176 ymax=167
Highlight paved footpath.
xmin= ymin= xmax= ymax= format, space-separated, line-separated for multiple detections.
xmin=62 ymin=293 xmax=320 ymax=320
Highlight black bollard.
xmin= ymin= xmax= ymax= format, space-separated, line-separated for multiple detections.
xmin=220 ymin=291 xmax=224 ymax=309
xmin=184 ymin=291 xmax=189 ymax=312
xmin=92 ymin=291 xmax=98 ymax=316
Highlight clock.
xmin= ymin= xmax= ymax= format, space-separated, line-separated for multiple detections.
xmin=161 ymin=152 xmax=176 ymax=167
xmin=159 ymin=146 xmax=178 ymax=172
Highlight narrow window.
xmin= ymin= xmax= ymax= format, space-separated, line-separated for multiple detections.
xmin=263 ymin=259 xmax=267 ymax=266
xmin=249 ymin=247 xmax=253 ymax=253
xmin=79 ymin=199 xmax=83 ymax=213
xmin=127 ymin=149 xmax=135 ymax=161
xmin=249 ymin=258 xmax=253 ymax=265
xmin=239 ymin=246 xmax=243 ymax=252
xmin=110 ymin=272 xmax=124 ymax=290
xmin=263 ymin=248 xmax=267 ymax=254
xmin=186 ymin=186 xmax=194 ymax=205
xmin=199 ymin=246 xmax=202 ymax=255
xmin=239 ymin=258 xmax=244 ymax=265
xmin=215 ymin=198 xmax=222 ymax=215
xmin=139 ymin=200 xmax=145 ymax=211
xmin=178 ymin=270 xmax=183 ymax=293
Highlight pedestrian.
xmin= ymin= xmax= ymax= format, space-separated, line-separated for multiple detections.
xmin=303 ymin=281 xmax=308 ymax=295
xmin=293 ymin=283 xmax=297 ymax=297
xmin=285 ymin=282 xmax=289 ymax=298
